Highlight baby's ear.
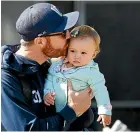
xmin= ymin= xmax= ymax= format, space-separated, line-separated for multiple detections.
xmin=92 ymin=51 xmax=98 ymax=58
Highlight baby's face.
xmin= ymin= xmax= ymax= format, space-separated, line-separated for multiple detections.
xmin=67 ymin=37 xmax=97 ymax=67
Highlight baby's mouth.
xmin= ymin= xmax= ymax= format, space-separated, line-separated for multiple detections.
xmin=73 ymin=60 xmax=80 ymax=63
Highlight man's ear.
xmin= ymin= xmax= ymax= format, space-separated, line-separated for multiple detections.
xmin=34 ymin=37 xmax=47 ymax=49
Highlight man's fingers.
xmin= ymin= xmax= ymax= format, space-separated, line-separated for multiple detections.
xmin=108 ymin=120 xmax=111 ymax=125
xmin=67 ymin=79 xmax=73 ymax=91
xmin=101 ymin=118 xmax=106 ymax=127
xmin=87 ymin=87 xmax=92 ymax=93
xmin=97 ymin=116 xmax=102 ymax=122
xmin=79 ymin=87 xmax=92 ymax=97
xmin=83 ymin=87 xmax=92 ymax=93
xmin=90 ymin=92 xmax=93 ymax=99
xmin=100 ymin=121 xmax=103 ymax=124
xmin=106 ymin=119 xmax=111 ymax=126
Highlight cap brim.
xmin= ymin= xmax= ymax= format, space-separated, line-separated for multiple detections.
xmin=54 ymin=11 xmax=79 ymax=32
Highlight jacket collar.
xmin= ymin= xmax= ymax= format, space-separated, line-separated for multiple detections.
xmin=52 ymin=58 xmax=98 ymax=76
xmin=1 ymin=44 xmax=50 ymax=75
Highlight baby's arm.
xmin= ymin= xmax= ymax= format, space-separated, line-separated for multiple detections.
xmin=88 ymin=69 xmax=112 ymax=115
xmin=44 ymin=75 xmax=55 ymax=106
xmin=88 ymin=68 xmax=112 ymax=127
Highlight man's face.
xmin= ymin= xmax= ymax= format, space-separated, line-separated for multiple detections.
xmin=42 ymin=30 xmax=70 ymax=58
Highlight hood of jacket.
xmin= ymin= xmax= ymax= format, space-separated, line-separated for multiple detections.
xmin=1 ymin=44 xmax=40 ymax=75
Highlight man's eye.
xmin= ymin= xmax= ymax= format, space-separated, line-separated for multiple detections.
xmin=81 ymin=52 xmax=87 ymax=54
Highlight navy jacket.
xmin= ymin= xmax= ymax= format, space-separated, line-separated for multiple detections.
xmin=1 ymin=44 xmax=76 ymax=131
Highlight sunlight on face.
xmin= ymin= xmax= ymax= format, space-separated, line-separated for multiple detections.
xmin=67 ymin=37 xmax=97 ymax=67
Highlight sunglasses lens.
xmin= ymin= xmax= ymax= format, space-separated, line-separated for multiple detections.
xmin=43 ymin=31 xmax=68 ymax=37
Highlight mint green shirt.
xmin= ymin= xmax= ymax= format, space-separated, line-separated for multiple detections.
xmin=44 ymin=59 xmax=112 ymax=115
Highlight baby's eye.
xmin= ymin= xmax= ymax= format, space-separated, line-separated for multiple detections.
xmin=70 ymin=50 xmax=75 ymax=53
xmin=81 ymin=52 xmax=87 ymax=54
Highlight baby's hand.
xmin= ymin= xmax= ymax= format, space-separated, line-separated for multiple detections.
xmin=44 ymin=93 xmax=56 ymax=106
xmin=97 ymin=114 xmax=111 ymax=127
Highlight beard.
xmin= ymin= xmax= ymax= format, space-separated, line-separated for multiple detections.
xmin=42 ymin=38 xmax=68 ymax=58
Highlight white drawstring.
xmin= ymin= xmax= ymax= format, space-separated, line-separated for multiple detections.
xmin=47 ymin=122 xmax=48 ymax=130
xmin=64 ymin=120 xmax=66 ymax=127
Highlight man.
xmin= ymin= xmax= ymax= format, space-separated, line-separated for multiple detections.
xmin=1 ymin=3 xmax=92 ymax=131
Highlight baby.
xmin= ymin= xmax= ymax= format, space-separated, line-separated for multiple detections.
xmin=44 ymin=25 xmax=112 ymax=130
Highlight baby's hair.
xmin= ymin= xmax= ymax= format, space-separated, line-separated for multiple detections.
xmin=70 ymin=25 xmax=101 ymax=58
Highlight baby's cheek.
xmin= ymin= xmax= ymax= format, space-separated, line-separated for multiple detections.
xmin=81 ymin=58 xmax=91 ymax=65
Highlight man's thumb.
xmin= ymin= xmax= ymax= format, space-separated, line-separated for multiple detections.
xmin=97 ymin=115 xmax=101 ymax=122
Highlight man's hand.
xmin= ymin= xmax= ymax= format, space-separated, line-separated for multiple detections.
xmin=67 ymin=80 xmax=92 ymax=116
xmin=44 ymin=93 xmax=56 ymax=106
xmin=97 ymin=114 xmax=112 ymax=127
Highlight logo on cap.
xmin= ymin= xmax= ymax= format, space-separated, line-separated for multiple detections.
xmin=51 ymin=5 xmax=62 ymax=16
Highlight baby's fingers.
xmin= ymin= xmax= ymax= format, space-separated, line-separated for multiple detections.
xmin=105 ymin=118 xmax=111 ymax=126
xmin=47 ymin=98 xmax=54 ymax=105
xmin=102 ymin=120 xmax=106 ymax=127
xmin=44 ymin=100 xmax=50 ymax=106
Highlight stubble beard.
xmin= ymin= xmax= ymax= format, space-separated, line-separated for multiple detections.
xmin=42 ymin=38 xmax=68 ymax=58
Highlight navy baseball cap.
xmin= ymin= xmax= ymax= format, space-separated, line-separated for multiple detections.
xmin=16 ymin=3 xmax=79 ymax=41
